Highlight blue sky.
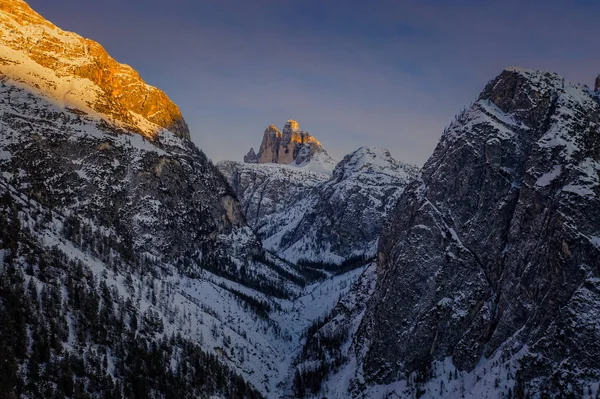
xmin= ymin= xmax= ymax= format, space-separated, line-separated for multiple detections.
xmin=28 ymin=0 xmax=600 ymax=165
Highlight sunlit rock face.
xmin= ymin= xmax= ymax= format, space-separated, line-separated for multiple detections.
xmin=257 ymin=124 xmax=285 ymax=163
xmin=247 ymin=120 xmax=336 ymax=171
xmin=0 ymin=0 xmax=190 ymax=139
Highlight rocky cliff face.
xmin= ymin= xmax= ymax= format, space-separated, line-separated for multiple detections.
xmin=219 ymin=147 xmax=418 ymax=265
xmin=245 ymin=120 xmax=337 ymax=173
xmin=328 ymin=68 xmax=600 ymax=398
xmin=0 ymin=72 xmax=360 ymax=395
xmin=0 ymin=81 xmax=268 ymax=398
xmin=0 ymin=0 xmax=190 ymax=139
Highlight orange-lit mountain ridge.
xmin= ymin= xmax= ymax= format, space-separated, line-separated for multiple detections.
xmin=0 ymin=0 xmax=189 ymax=139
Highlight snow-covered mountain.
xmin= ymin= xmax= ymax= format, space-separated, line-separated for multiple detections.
xmin=219 ymin=147 xmax=418 ymax=265
xmin=244 ymin=120 xmax=337 ymax=174
xmin=298 ymin=68 xmax=600 ymax=398
xmin=0 ymin=0 xmax=189 ymax=139
xmin=0 ymin=1 xmax=368 ymax=397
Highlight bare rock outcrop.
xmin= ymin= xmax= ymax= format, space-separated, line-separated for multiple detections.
xmin=246 ymin=120 xmax=336 ymax=171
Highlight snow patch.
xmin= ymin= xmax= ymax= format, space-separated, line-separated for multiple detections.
xmin=535 ymin=165 xmax=562 ymax=187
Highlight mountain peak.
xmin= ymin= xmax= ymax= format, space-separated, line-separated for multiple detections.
xmin=283 ymin=119 xmax=300 ymax=133
xmin=245 ymin=120 xmax=336 ymax=173
xmin=243 ymin=147 xmax=258 ymax=163
xmin=353 ymin=66 xmax=600 ymax=395
xmin=266 ymin=124 xmax=280 ymax=132
xmin=595 ymin=74 xmax=600 ymax=91
xmin=0 ymin=0 xmax=190 ymax=139
xmin=474 ymin=67 xmax=572 ymax=130
xmin=333 ymin=146 xmax=418 ymax=183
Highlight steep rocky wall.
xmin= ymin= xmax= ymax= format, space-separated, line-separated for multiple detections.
xmin=356 ymin=68 xmax=600 ymax=396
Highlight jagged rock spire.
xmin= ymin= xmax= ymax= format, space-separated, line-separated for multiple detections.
xmin=245 ymin=120 xmax=331 ymax=167
xmin=244 ymin=148 xmax=258 ymax=163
